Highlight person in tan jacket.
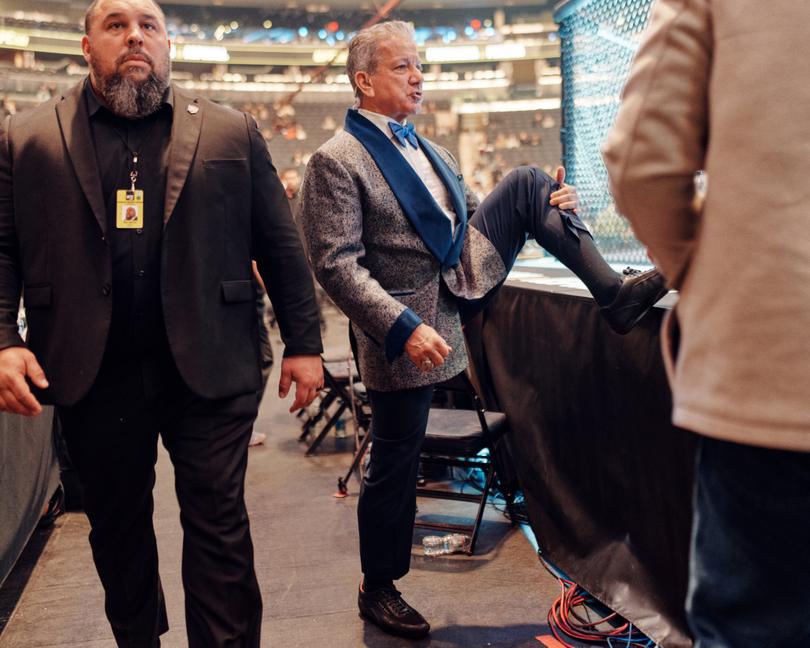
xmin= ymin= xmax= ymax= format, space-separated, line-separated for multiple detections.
xmin=603 ymin=1 xmax=810 ymax=646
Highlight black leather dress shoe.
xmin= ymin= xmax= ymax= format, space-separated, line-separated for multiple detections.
xmin=600 ymin=267 xmax=668 ymax=334
xmin=358 ymin=585 xmax=430 ymax=639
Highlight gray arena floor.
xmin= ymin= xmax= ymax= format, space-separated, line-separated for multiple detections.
xmin=0 ymin=309 xmax=561 ymax=648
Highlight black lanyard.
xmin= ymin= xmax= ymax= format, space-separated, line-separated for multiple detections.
xmin=110 ymin=118 xmax=160 ymax=191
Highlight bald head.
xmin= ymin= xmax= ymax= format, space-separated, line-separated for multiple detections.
xmin=84 ymin=0 xmax=165 ymax=34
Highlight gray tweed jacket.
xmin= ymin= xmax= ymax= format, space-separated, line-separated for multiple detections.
xmin=299 ymin=129 xmax=506 ymax=391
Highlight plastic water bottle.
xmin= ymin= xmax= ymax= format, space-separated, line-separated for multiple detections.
xmin=335 ymin=414 xmax=348 ymax=439
xmin=422 ymin=533 xmax=470 ymax=556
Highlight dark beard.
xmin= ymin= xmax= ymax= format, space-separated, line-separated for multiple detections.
xmin=90 ymin=50 xmax=170 ymax=119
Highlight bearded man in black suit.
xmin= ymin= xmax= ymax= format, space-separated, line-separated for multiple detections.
xmin=0 ymin=0 xmax=323 ymax=645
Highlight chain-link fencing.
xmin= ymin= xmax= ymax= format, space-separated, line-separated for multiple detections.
xmin=555 ymin=0 xmax=654 ymax=264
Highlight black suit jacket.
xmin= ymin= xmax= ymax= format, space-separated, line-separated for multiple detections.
xmin=0 ymin=81 xmax=322 ymax=405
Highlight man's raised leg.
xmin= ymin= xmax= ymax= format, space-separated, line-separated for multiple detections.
xmin=468 ymin=166 xmax=666 ymax=332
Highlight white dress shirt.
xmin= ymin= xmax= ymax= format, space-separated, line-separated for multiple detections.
xmin=358 ymin=108 xmax=457 ymax=231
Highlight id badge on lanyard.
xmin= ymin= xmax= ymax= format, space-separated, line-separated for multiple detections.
xmin=116 ymin=189 xmax=144 ymax=228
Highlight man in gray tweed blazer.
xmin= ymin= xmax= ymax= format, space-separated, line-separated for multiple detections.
xmin=299 ymin=21 xmax=666 ymax=640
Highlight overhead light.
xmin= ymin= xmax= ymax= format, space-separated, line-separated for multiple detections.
xmin=425 ymin=46 xmax=480 ymax=62
xmin=502 ymin=22 xmax=547 ymax=35
xmin=312 ymin=49 xmax=347 ymax=64
xmin=0 ymin=30 xmax=29 ymax=48
xmin=181 ymin=44 xmax=230 ymax=62
xmin=456 ymin=98 xmax=561 ymax=114
xmin=484 ymin=43 xmax=526 ymax=59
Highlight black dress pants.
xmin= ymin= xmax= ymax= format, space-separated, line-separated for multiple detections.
xmin=58 ymin=350 xmax=262 ymax=648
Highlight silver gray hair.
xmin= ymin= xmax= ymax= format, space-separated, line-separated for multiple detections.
xmin=346 ymin=21 xmax=416 ymax=103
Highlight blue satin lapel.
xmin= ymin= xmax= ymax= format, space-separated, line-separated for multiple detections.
xmin=344 ymin=110 xmax=455 ymax=266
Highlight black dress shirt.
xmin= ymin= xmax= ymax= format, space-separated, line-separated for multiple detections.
xmin=85 ymin=81 xmax=173 ymax=361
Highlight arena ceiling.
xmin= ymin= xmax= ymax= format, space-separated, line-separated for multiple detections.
xmin=41 ymin=0 xmax=555 ymax=13
xmin=163 ymin=0 xmax=555 ymax=8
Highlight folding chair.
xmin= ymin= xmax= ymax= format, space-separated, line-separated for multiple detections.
xmin=298 ymin=355 xmax=359 ymax=456
xmin=414 ymin=371 xmax=516 ymax=555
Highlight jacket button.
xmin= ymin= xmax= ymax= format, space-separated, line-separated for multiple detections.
xmin=101 ymin=284 xmax=111 ymax=296
xmin=135 ymin=228 xmax=143 ymax=235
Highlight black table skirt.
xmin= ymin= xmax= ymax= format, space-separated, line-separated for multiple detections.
xmin=466 ymin=276 xmax=695 ymax=648
xmin=1 ymin=407 xmax=58 ymax=587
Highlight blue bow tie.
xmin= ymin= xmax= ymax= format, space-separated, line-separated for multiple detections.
xmin=389 ymin=122 xmax=418 ymax=149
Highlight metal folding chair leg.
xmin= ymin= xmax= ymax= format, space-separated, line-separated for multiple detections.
xmin=337 ymin=429 xmax=372 ymax=495
xmin=298 ymin=389 xmax=338 ymax=443
xmin=305 ymin=400 xmax=349 ymax=456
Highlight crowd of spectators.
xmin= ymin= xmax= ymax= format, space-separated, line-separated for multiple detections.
xmin=229 ymin=97 xmax=481 ymax=182
xmin=1 ymin=82 xmax=561 ymax=203
xmin=467 ymin=109 xmax=561 ymax=196
xmin=1 ymin=6 xmax=554 ymax=46
xmin=235 ymin=100 xmax=563 ymax=200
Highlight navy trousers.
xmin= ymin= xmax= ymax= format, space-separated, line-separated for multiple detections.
xmin=359 ymin=386 xmax=435 ymax=580
xmin=686 ymin=436 xmax=810 ymax=647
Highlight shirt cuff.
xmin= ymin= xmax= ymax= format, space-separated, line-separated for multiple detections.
xmin=384 ymin=308 xmax=423 ymax=363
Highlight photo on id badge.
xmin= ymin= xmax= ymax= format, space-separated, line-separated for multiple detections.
xmin=116 ymin=189 xmax=144 ymax=229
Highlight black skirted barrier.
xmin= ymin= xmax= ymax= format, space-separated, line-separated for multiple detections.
xmin=0 ymin=408 xmax=58 ymax=587
xmin=465 ymin=267 xmax=695 ymax=647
